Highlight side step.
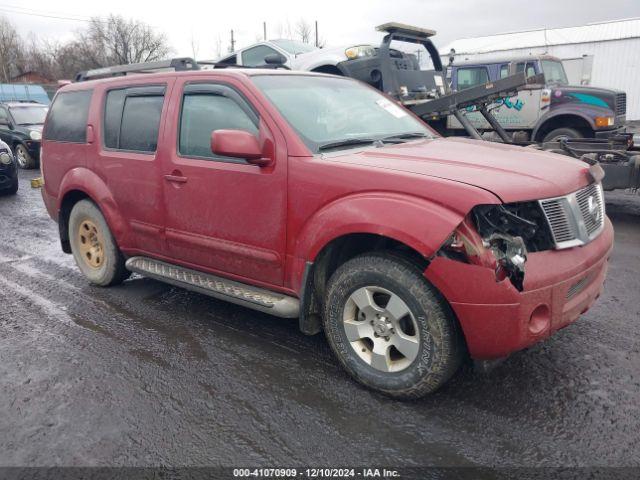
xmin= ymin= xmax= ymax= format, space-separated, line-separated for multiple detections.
xmin=125 ymin=256 xmax=300 ymax=318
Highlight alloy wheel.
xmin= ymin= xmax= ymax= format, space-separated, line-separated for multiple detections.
xmin=342 ymin=286 xmax=420 ymax=373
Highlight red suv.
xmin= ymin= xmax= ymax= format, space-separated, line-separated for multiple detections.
xmin=41 ymin=63 xmax=613 ymax=398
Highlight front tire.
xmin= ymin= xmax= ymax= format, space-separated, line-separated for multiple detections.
xmin=69 ymin=199 xmax=130 ymax=286
xmin=323 ymin=253 xmax=463 ymax=399
xmin=542 ymin=127 xmax=584 ymax=143
xmin=1 ymin=178 xmax=18 ymax=195
xmin=14 ymin=144 xmax=36 ymax=169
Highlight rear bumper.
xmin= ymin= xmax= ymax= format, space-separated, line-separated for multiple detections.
xmin=41 ymin=185 xmax=58 ymax=221
xmin=425 ymin=217 xmax=614 ymax=359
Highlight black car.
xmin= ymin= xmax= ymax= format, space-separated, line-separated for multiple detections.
xmin=0 ymin=139 xmax=18 ymax=195
xmin=0 ymin=101 xmax=48 ymax=169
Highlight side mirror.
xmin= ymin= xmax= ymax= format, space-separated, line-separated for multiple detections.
xmin=211 ymin=129 xmax=271 ymax=166
xmin=264 ymin=53 xmax=287 ymax=66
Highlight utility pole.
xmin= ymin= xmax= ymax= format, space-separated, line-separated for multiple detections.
xmin=263 ymin=22 xmax=267 ymax=41
xmin=229 ymin=29 xmax=236 ymax=53
xmin=315 ymin=20 xmax=318 ymax=47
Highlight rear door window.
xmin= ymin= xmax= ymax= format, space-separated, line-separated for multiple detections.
xmin=456 ymin=67 xmax=489 ymax=90
xmin=44 ymin=90 xmax=92 ymax=143
xmin=103 ymin=86 xmax=165 ymax=153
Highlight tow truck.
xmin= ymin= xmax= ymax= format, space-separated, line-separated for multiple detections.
xmin=337 ymin=22 xmax=639 ymax=192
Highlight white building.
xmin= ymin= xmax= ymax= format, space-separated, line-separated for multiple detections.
xmin=441 ymin=18 xmax=640 ymax=120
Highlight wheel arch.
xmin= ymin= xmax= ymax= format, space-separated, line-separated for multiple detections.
xmin=57 ymin=168 xmax=128 ymax=254
xmin=533 ymin=112 xmax=594 ymax=142
xmin=294 ymin=193 xmax=465 ymax=334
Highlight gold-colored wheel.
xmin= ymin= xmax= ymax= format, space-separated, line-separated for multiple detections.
xmin=77 ymin=220 xmax=105 ymax=269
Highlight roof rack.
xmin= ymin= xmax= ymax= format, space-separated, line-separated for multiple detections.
xmin=75 ymin=57 xmax=290 ymax=82
xmin=75 ymin=57 xmax=200 ymax=82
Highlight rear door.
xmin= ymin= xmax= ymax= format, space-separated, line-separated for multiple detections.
xmin=160 ymin=75 xmax=288 ymax=286
xmin=90 ymin=81 xmax=173 ymax=256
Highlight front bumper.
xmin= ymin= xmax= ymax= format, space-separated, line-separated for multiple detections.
xmin=0 ymin=162 xmax=18 ymax=191
xmin=595 ymin=125 xmax=626 ymax=139
xmin=424 ymin=217 xmax=614 ymax=359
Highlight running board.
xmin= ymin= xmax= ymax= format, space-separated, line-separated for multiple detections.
xmin=125 ymin=257 xmax=300 ymax=318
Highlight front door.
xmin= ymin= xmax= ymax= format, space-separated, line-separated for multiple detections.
xmin=161 ymin=77 xmax=287 ymax=286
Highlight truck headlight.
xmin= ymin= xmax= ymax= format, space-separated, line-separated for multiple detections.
xmin=345 ymin=45 xmax=375 ymax=60
xmin=30 ymin=130 xmax=42 ymax=140
xmin=0 ymin=152 xmax=12 ymax=165
xmin=594 ymin=116 xmax=614 ymax=128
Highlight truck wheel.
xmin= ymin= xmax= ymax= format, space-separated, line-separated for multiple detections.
xmin=542 ymin=127 xmax=583 ymax=143
xmin=14 ymin=144 xmax=36 ymax=169
xmin=323 ymin=253 xmax=463 ymax=399
xmin=69 ymin=199 xmax=130 ymax=286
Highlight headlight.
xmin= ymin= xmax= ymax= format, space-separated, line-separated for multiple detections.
xmin=0 ymin=152 xmax=12 ymax=165
xmin=30 ymin=130 xmax=42 ymax=140
xmin=345 ymin=45 xmax=375 ymax=60
xmin=438 ymin=203 xmax=553 ymax=292
xmin=594 ymin=116 xmax=614 ymax=128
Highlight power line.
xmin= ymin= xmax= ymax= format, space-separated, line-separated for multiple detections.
xmin=0 ymin=4 xmax=95 ymax=23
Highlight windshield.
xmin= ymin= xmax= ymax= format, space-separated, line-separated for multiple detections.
xmin=541 ymin=60 xmax=568 ymax=85
xmin=252 ymin=75 xmax=433 ymax=153
xmin=9 ymin=105 xmax=48 ymax=125
xmin=270 ymin=39 xmax=317 ymax=55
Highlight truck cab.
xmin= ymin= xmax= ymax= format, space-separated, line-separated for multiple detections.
xmin=447 ymin=55 xmax=627 ymax=142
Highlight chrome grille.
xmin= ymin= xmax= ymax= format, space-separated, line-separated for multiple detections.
xmin=615 ymin=93 xmax=626 ymax=116
xmin=575 ymin=182 xmax=605 ymax=236
xmin=539 ymin=183 xmax=605 ymax=250
xmin=539 ymin=198 xmax=578 ymax=244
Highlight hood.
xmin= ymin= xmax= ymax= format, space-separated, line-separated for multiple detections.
xmin=551 ymin=85 xmax=624 ymax=114
xmin=328 ymin=137 xmax=593 ymax=204
xmin=292 ymin=44 xmax=370 ymax=71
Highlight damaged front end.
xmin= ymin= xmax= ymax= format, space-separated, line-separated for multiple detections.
xmin=436 ymin=201 xmax=555 ymax=292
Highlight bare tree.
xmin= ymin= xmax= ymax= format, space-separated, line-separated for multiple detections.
xmin=78 ymin=15 xmax=172 ymax=66
xmin=0 ymin=16 xmax=25 ymax=81
xmin=213 ymin=35 xmax=223 ymax=59
xmin=296 ymin=19 xmax=312 ymax=44
xmin=190 ymin=33 xmax=199 ymax=60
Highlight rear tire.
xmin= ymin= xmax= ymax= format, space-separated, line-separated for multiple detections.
xmin=323 ymin=253 xmax=463 ymax=399
xmin=542 ymin=127 xmax=584 ymax=143
xmin=69 ymin=199 xmax=130 ymax=286
xmin=14 ymin=144 xmax=36 ymax=169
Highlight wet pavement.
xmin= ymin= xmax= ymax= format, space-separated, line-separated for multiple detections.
xmin=0 ymin=169 xmax=639 ymax=468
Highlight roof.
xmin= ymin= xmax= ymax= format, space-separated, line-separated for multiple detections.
xmin=452 ymin=54 xmax=561 ymax=66
xmin=63 ymin=68 xmax=337 ymax=91
xmin=441 ymin=17 xmax=640 ymax=56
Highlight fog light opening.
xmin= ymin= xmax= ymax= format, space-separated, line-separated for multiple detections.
xmin=529 ymin=304 xmax=551 ymax=334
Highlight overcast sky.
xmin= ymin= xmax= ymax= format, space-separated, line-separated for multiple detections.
xmin=3 ymin=0 xmax=640 ymax=59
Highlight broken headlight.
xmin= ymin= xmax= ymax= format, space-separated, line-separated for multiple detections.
xmin=438 ymin=202 xmax=554 ymax=292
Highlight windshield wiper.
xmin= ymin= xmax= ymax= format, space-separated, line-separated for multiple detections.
xmin=380 ymin=132 xmax=430 ymax=142
xmin=318 ymin=138 xmax=378 ymax=152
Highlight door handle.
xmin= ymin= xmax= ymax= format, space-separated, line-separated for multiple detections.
xmin=164 ymin=174 xmax=187 ymax=183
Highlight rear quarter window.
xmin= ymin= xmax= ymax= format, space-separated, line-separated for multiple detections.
xmin=43 ymin=90 xmax=92 ymax=143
